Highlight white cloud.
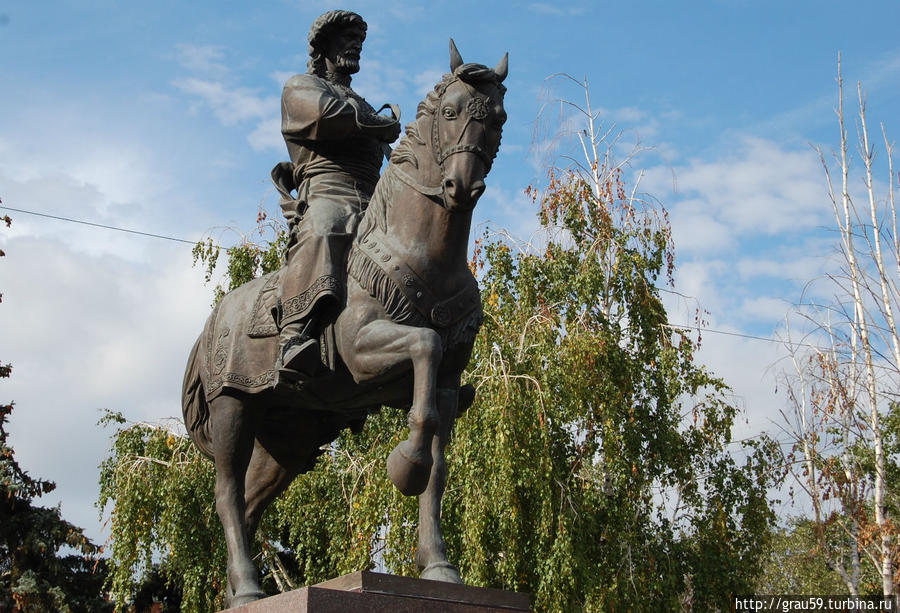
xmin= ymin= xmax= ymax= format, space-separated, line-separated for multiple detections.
xmin=736 ymin=251 xmax=826 ymax=283
xmin=175 ymin=43 xmax=228 ymax=76
xmin=383 ymin=3 xmax=426 ymax=22
xmin=172 ymin=77 xmax=281 ymax=152
xmin=612 ymin=106 xmax=646 ymax=123
xmin=169 ymin=42 xmax=289 ymax=152
xmin=0 ymin=86 xmax=236 ymax=544
xmin=643 ymin=137 xmax=826 ymax=253
xmin=678 ymin=138 xmax=823 ymax=233
xmin=740 ymin=296 xmax=793 ymax=322
xmin=173 ymin=78 xmax=278 ymax=125
xmin=353 ymin=58 xmax=417 ymax=109
xmin=170 ymin=44 xmax=447 ymax=154
xmin=2 ymin=235 xmax=214 ymax=543
xmin=413 ymin=68 xmax=444 ymax=96
xmin=0 ymin=149 xmax=182 ymax=263
xmin=669 ymin=259 xmax=729 ymax=315
xmin=248 ymin=117 xmax=284 ymax=152
xmin=668 ymin=199 xmax=736 ymax=254
xmin=691 ymin=324 xmax=785 ymax=441
xmin=271 ymin=70 xmax=295 ymax=86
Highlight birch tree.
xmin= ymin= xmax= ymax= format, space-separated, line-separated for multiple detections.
xmin=781 ymin=56 xmax=899 ymax=597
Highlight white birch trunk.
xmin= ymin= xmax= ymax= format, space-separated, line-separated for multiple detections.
xmin=856 ymin=81 xmax=895 ymax=599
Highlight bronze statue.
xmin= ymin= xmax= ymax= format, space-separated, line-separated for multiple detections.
xmin=273 ymin=10 xmax=401 ymax=380
xmin=182 ymin=11 xmax=508 ymax=606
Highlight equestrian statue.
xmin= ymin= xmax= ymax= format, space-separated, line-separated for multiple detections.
xmin=181 ymin=9 xmax=507 ymax=607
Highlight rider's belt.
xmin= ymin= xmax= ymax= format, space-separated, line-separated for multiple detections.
xmin=354 ymin=235 xmax=480 ymax=328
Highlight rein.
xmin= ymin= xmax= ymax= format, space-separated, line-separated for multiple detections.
xmin=391 ymin=164 xmax=445 ymax=198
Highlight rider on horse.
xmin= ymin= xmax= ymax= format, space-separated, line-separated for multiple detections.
xmin=273 ymin=10 xmax=401 ymax=380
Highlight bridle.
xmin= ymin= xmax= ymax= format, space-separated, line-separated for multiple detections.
xmin=431 ymin=80 xmax=498 ymax=172
xmin=392 ymin=76 xmax=501 ymax=206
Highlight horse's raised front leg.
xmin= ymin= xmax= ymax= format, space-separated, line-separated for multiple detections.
xmin=344 ymin=318 xmax=442 ymax=496
xmin=417 ymin=385 xmax=463 ymax=583
xmin=209 ymin=394 xmax=265 ymax=607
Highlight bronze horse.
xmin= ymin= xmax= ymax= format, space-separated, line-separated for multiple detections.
xmin=182 ymin=43 xmax=507 ymax=607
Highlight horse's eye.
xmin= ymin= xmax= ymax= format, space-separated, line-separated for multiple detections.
xmin=442 ymin=107 xmax=457 ymax=120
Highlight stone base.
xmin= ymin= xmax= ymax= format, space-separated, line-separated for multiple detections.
xmin=224 ymin=570 xmax=530 ymax=612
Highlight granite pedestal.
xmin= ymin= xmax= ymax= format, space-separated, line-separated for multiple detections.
xmin=224 ymin=570 xmax=530 ymax=612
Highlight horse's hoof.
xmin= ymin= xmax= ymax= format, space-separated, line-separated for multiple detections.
xmin=421 ymin=561 xmax=462 ymax=583
xmin=228 ymin=589 xmax=266 ymax=608
xmin=387 ymin=440 xmax=432 ymax=496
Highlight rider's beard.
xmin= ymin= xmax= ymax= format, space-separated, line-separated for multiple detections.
xmin=333 ymin=53 xmax=360 ymax=74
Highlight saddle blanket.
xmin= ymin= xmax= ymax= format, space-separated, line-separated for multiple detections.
xmin=202 ymin=270 xmax=337 ymax=401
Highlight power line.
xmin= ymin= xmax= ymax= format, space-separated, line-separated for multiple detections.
xmin=0 ymin=205 xmax=842 ymax=353
xmin=662 ymin=323 xmax=804 ymax=348
xmin=0 ymin=205 xmax=200 ymax=246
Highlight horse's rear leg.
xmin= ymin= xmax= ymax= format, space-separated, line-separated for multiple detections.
xmin=243 ymin=441 xmax=297 ymax=539
xmin=417 ymin=386 xmax=463 ymax=583
xmin=345 ymin=319 xmax=441 ymax=496
xmin=209 ymin=394 xmax=265 ymax=607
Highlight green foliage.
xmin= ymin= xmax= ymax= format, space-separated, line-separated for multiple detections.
xmin=96 ymin=408 xmax=424 ymax=611
xmin=757 ymin=518 xmax=853 ymax=594
xmin=1 ymin=403 xmax=110 ymax=612
xmin=266 ymin=409 xmax=421 ymax=584
xmin=97 ymin=411 xmax=225 ymax=612
xmin=436 ymin=165 xmax=778 ymax=611
xmin=191 ymin=207 xmax=289 ymax=304
xmin=851 ymin=402 xmax=900 ymax=522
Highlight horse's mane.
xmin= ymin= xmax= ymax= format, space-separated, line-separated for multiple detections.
xmin=359 ymin=63 xmax=506 ymax=239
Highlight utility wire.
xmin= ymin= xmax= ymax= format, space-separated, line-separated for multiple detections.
xmin=0 ymin=205 xmax=849 ymax=352
xmin=661 ymin=323 xmax=816 ymax=349
xmin=0 ymin=205 xmax=201 ymax=246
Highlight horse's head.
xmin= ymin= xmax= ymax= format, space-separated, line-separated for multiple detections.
xmin=433 ymin=41 xmax=507 ymax=212
xmin=431 ymin=39 xmax=508 ymax=212
xmin=393 ymin=41 xmax=507 ymax=214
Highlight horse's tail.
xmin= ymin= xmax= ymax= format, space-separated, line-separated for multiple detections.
xmin=182 ymin=335 xmax=215 ymax=460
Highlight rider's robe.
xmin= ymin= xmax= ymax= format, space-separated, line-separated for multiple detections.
xmin=277 ymin=73 xmax=389 ymax=326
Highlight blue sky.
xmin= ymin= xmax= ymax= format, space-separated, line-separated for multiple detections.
xmin=2 ymin=0 xmax=900 ymax=545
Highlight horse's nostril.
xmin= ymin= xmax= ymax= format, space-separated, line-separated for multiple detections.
xmin=443 ymin=178 xmax=457 ymax=196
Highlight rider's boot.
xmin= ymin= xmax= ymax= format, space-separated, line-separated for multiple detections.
xmin=277 ymin=317 xmax=321 ymax=381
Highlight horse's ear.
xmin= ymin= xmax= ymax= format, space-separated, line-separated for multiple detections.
xmin=449 ymin=38 xmax=464 ymax=73
xmin=494 ymin=52 xmax=508 ymax=82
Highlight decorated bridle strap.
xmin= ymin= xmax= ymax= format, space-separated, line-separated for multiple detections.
xmin=354 ymin=234 xmax=481 ymax=328
xmin=431 ymin=78 xmax=497 ymax=171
